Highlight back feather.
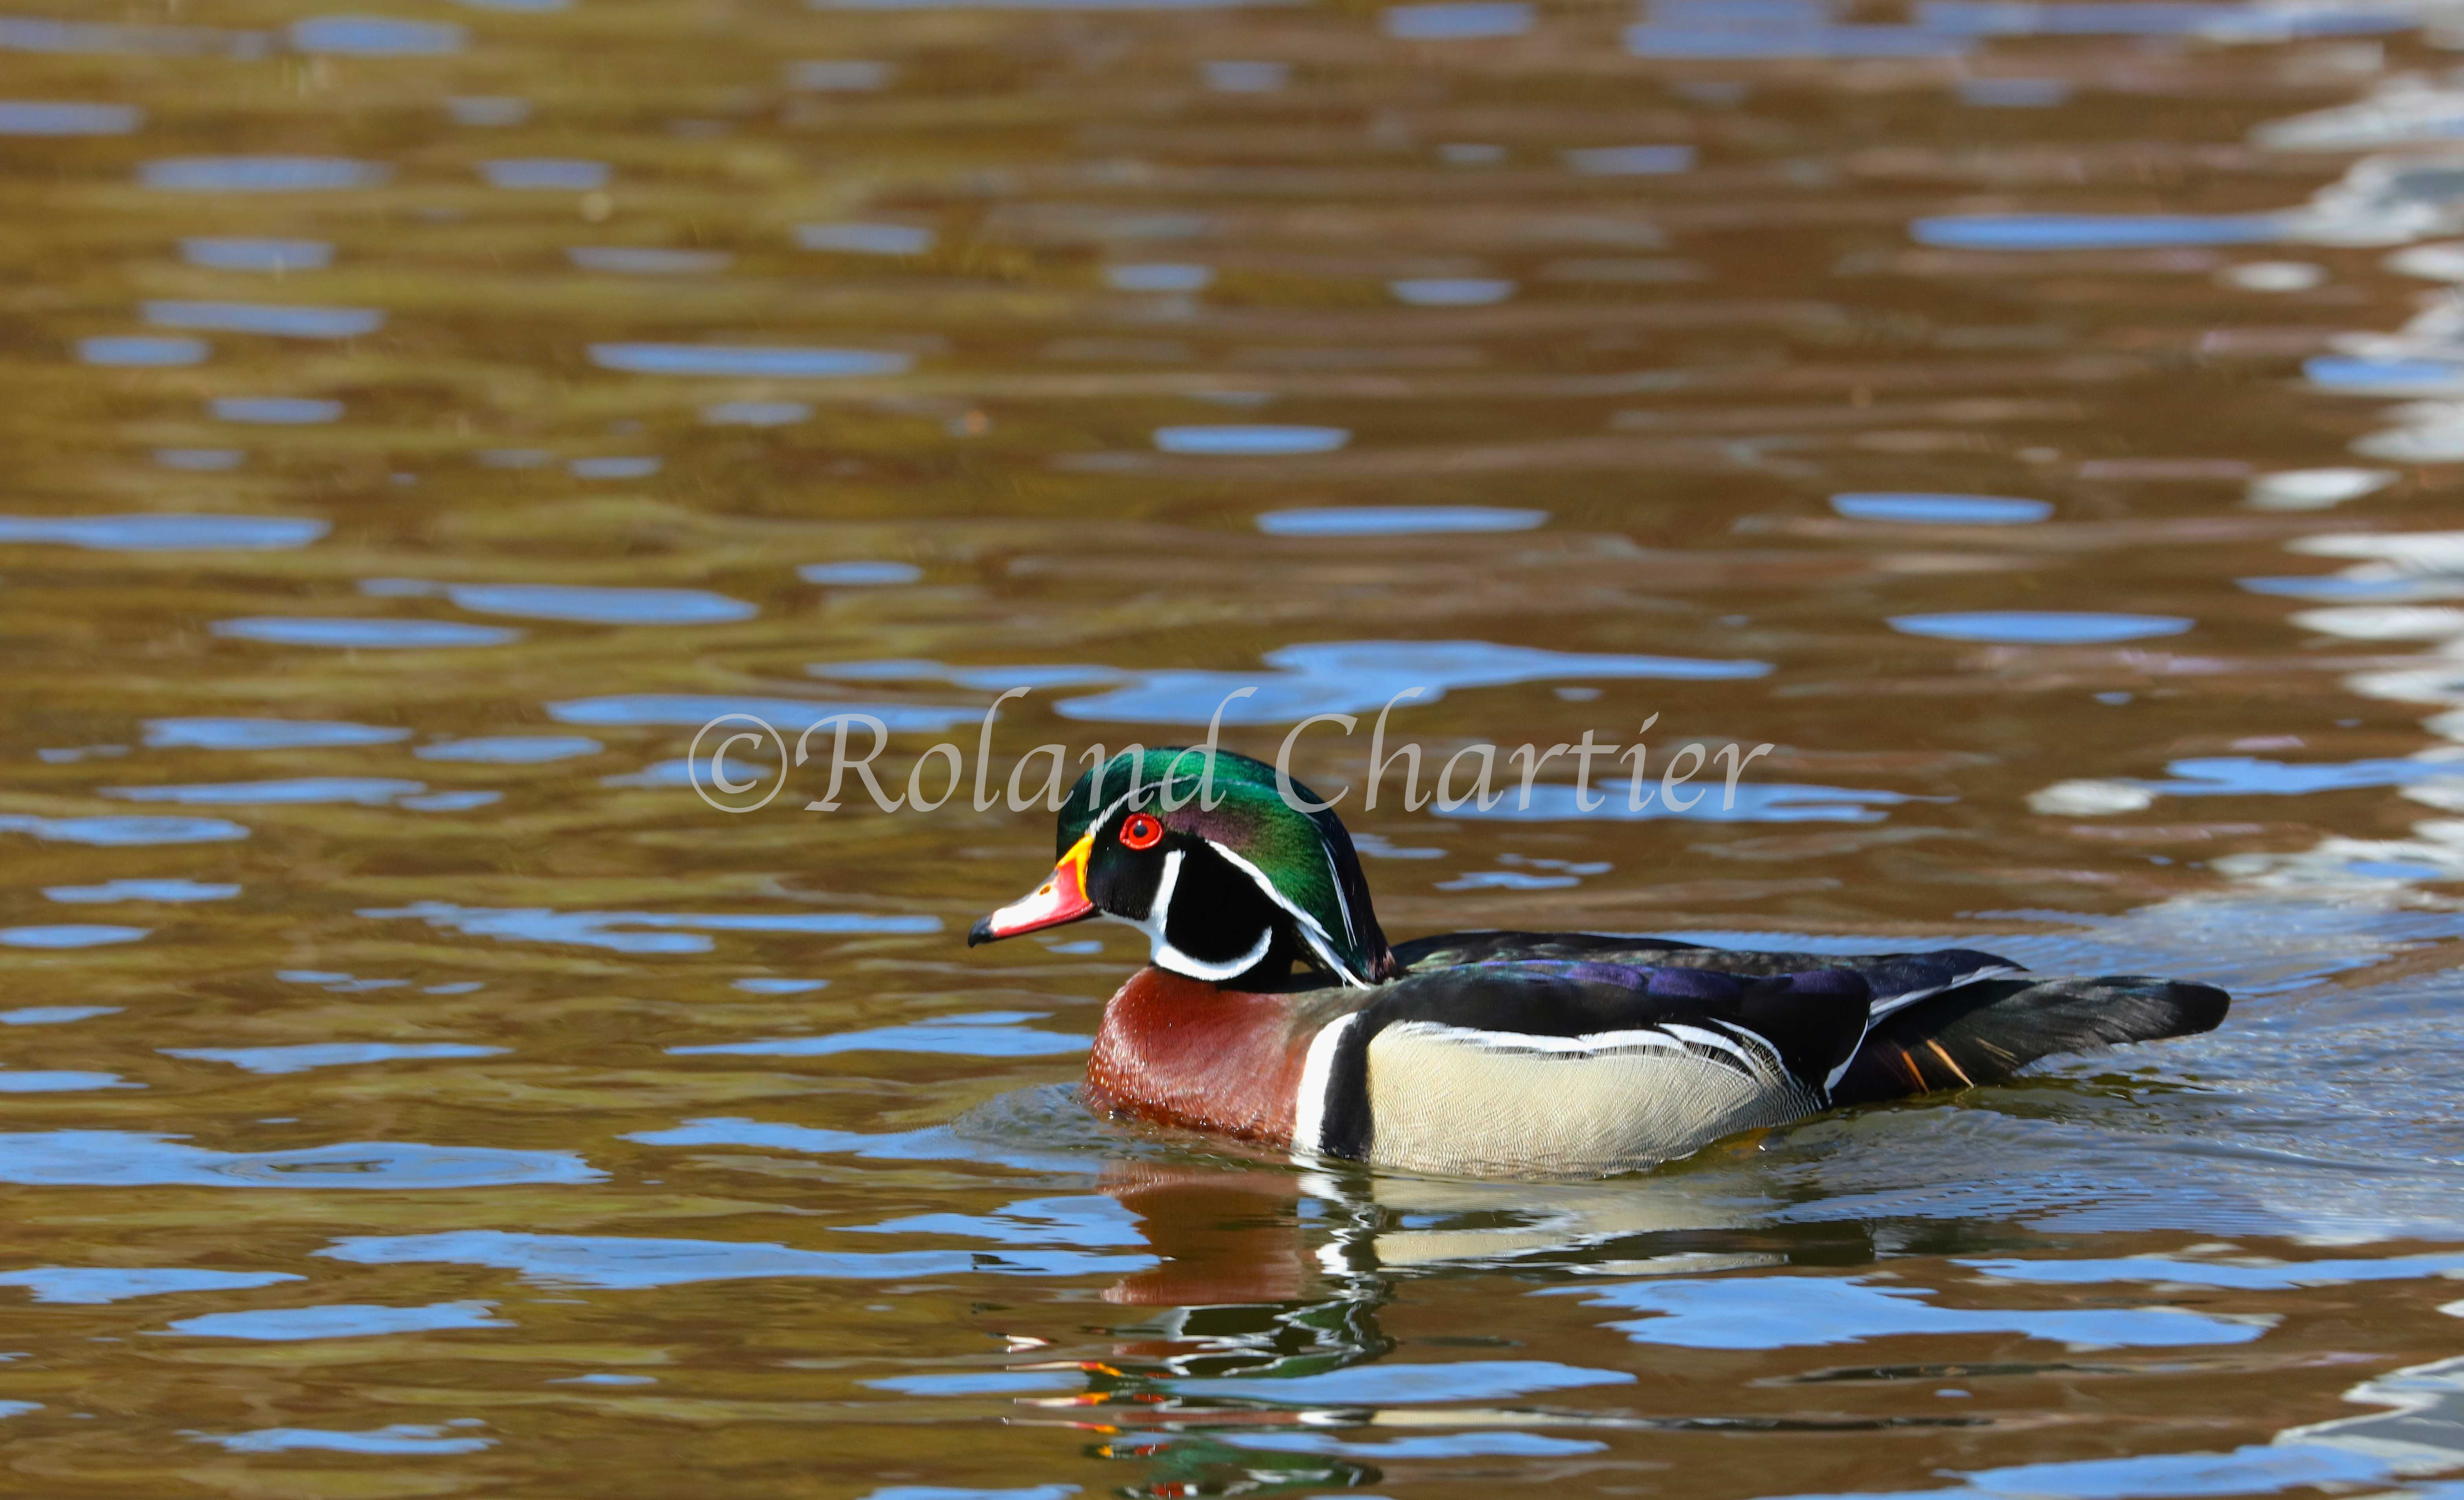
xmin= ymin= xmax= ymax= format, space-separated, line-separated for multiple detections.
xmin=1830 ymin=974 xmax=2229 ymax=1105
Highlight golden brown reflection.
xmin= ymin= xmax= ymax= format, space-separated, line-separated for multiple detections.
xmin=7 ymin=0 xmax=2464 ymax=1494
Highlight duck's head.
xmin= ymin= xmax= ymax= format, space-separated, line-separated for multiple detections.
xmin=966 ymin=746 xmax=1398 ymax=988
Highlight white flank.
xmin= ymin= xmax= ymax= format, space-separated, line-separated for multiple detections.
xmin=1707 ymin=1019 xmax=1784 ymax=1069
xmin=1659 ymin=1022 xmax=1764 ymax=1070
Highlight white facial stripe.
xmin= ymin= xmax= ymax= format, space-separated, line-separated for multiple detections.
xmin=1290 ymin=1012 xmax=1358 ymax=1159
xmin=1321 ymin=843 xmax=1356 ymax=947
xmin=1205 ymin=841 xmax=1332 ymax=941
xmin=1206 ymin=839 xmax=1369 ymax=987
xmin=1156 ymin=925 xmax=1275 ymax=982
xmin=1301 ymin=928 xmax=1369 ymax=988
xmin=1147 ymin=846 xmax=1184 ymax=927
xmin=1123 ymin=848 xmax=1274 ymax=982
xmin=1119 ymin=848 xmax=1180 ymax=967
xmin=1087 ymin=787 xmax=1141 ymax=844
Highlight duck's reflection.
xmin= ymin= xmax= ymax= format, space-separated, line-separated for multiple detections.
xmin=1057 ymin=1164 xmax=1790 ymax=1494
xmin=1090 ymin=1164 xmax=1394 ymax=1407
xmin=1098 ymin=1158 xmax=1770 ymax=1314
xmin=1077 ymin=1161 xmax=1796 ymax=1389
xmin=1095 ymin=1165 xmax=1312 ymax=1311
xmin=1086 ymin=1168 xmax=2464 ymax=1500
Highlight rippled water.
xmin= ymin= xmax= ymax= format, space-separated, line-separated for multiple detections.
xmin=9 ymin=1 xmax=2464 ymax=1496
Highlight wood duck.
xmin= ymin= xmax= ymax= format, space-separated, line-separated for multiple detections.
xmin=967 ymin=748 xmax=2229 ymax=1177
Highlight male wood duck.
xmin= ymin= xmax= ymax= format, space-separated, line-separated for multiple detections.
xmin=967 ymin=748 xmax=2229 ymax=1177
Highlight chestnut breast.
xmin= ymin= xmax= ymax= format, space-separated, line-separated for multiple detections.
xmin=1084 ymin=967 xmax=1310 ymax=1146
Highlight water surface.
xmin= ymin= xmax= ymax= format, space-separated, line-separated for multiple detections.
xmin=6 ymin=2 xmax=2464 ymax=1497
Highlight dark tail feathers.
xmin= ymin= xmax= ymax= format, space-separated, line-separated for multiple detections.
xmin=1830 ymin=975 xmax=2229 ymax=1107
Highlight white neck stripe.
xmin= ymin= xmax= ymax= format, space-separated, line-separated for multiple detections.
xmin=1126 ymin=848 xmax=1277 ymax=982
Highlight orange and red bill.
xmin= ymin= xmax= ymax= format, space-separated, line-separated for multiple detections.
xmin=968 ymin=832 xmax=1097 ymax=944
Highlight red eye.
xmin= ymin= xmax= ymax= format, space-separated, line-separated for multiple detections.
xmin=1119 ymin=813 xmax=1163 ymax=851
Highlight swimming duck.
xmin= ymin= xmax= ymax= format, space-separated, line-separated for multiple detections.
xmin=967 ymin=748 xmax=2229 ymax=1176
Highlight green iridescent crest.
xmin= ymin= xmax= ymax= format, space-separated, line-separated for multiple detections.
xmin=1058 ymin=746 xmax=1396 ymax=984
